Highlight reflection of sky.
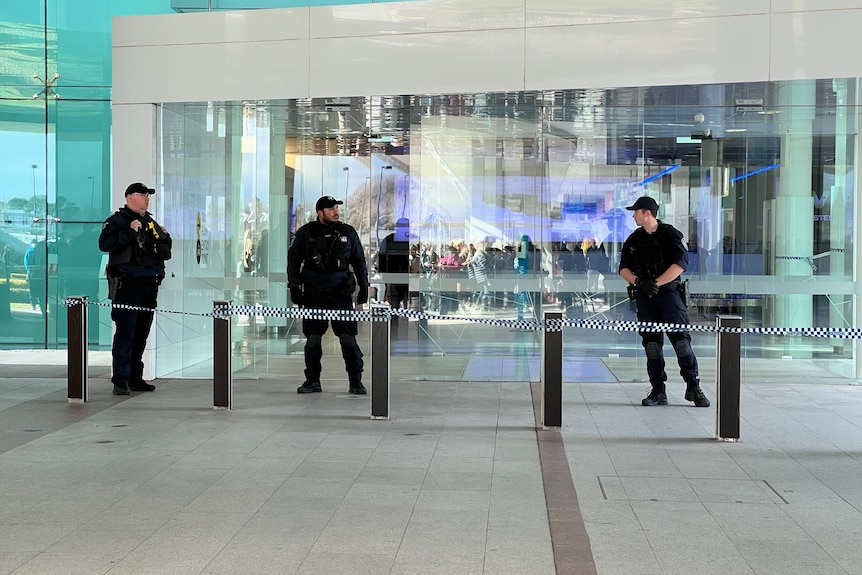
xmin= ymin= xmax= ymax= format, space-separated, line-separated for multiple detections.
xmin=0 ymin=132 xmax=53 ymax=203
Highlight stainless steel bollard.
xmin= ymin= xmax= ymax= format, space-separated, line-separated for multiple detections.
xmin=67 ymin=296 xmax=89 ymax=403
xmin=716 ymin=314 xmax=742 ymax=441
xmin=213 ymin=300 xmax=232 ymax=410
xmin=370 ymin=303 xmax=391 ymax=420
xmin=542 ymin=311 xmax=563 ymax=428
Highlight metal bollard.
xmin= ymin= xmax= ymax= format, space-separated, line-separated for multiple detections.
xmin=542 ymin=311 xmax=563 ymax=427
xmin=67 ymin=296 xmax=89 ymax=403
xmin=716 ymin=314 xmax=742 ymax=441
xmin=370 ymin=302 xmax=390 ymax=420
xmin=213 ymin=300 xmax=232 ymax=410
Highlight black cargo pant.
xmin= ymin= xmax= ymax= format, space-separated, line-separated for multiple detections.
xmin=301 ymin=286 xmax=363 ymax=385
xmin=111 ymin=279 xmax=160 ymax=385
xmin=635 ymin=287 xmax=699 ymax=388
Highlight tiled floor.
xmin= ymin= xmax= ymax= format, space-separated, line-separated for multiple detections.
xmin=1 ymin=350 xmax=861 ymax=574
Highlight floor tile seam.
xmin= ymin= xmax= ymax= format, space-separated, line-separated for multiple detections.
xmin=482 ymin=379 xmax=511 ymax=574
xmin=364 ymin=426 xmax=436 ymax=575
xmin=329 ymin=380 xmax=445 ymax=568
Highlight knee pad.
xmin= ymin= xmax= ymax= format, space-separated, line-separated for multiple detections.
xmin=645 ymin=341 xmax=663 ymax=360
xmin=674 ymin=339 xmax=692 ymax=358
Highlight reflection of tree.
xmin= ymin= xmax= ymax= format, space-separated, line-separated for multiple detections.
xmin=56 ymin=196 xmax=84 ymax=222
xmin=341 ymin=175 xmax=398 ymax=242
xmin=4 ymin=195 xmax=75 ymax=219
xmin=342 ymin=179 xmax=373 ymax=239
xmin=7 ymin=196 xmax=46 ymax=213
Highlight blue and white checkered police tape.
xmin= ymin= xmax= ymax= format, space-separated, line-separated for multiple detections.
xmin=391 ymin=307 xmax=543 ymax=331
xmin=63 ymin=298 xmax=862 ymax=338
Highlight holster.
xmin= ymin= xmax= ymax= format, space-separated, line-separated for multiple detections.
xmin=106 ymin=271 xmax=122 ymax=300
xmin=341 ymin=274 xmax=357 ymax=297
xmin=627 ymin=284 xmax=637 ymax=301
xmin=677 ymin=279 xmax=690 ymax=307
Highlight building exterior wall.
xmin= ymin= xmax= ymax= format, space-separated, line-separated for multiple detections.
xmin=113 ymin=1 xmax=862 ymax=106
xmin=110 ymin=1 xmax=862 ymax=381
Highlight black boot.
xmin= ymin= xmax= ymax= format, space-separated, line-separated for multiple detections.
xmin=684 ymin=382 xmax=710 ymax=407
xmin=642 ymin=383 xmax=667 ymax=406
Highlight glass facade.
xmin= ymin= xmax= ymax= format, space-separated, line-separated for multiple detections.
xmin=156 ymin=83 xmax=860 ymax=382
xmin=0 ymin=0 xmax=410 ymax=350
xmin=0 ymin=1 xmax=174 ymax=348
xmin=2 ymin=3 xmax=860 ymax=385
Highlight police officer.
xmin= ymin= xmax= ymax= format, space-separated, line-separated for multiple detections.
xmin=618 ymin=196 xmax=710 ymax=407
xmin=98 ymin=182 xmax=172 ymax=396
xmin=288 ymin=195 xmax=369 ymax=395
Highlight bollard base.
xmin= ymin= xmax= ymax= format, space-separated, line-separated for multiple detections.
xmin=213 ymin=406 xmax=230 ymax=411
xmin=371 ymin=415 xmax=388 ymax=420
xmin=717 ymin=437 xmax=740 ymax=442
xmin=68 ymin=398 xmax=85 ymax=404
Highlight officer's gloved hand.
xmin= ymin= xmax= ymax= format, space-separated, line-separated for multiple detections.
xmin=290 ymin=286 xmax=303 ymax=306
xmin=356 ymin=285 xmax=369 ymax=305
xmin=636 ymin=277 xmax=659 ymax=298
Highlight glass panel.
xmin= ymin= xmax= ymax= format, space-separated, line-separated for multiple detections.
xmin=548 ymin=81 xmax=858 ymax=384
xmin=154 ymin=78 xmax=859 ymax=384
xmin=0 ymin=0 xmax=175 ymax=350
xmin=0 ymin=2 xmax=50 ymax=347
xmin=381 ymin=93 xmax=547 ymax=380
xmin=157 ymin=102 xmax=233 ymax=378
xmin=52 ymin=96 xmax=112 ymax=348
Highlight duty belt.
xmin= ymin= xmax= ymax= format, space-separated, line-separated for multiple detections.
xmin=122 ymin=277 xmax=163 ymax=285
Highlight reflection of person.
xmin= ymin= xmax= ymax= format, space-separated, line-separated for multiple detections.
xmin=23 ymin=239 xmax=38 ymax=310
xmin=98 ymin=183 xmax=172 ymax=396
xmin=377 ymin=218 xmax=410 ymax=318
xmin=618 ymin=196 xmax=710 ymax=408
xmin=240 ymin=198 xmax=268 ymax=275
xmin=63 ymin=227 xmax=102 ymax=305
xmin=27 ymin=239 xmax=49 ymax=315
xmin=465 ymin=240 xmax=489 ymax=309
xmin=288 ymin=195 xmax=370 ymax=395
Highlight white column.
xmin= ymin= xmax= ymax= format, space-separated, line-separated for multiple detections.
xmin=829 ymin=79 xmax=848 ymax=355
xmin=112 ymin=103 xmax=159 ymax=380
xmin=774 ymin=80 xmax=815 ymax=330
xmin=853 ymin=83 xmax=862 ymax=384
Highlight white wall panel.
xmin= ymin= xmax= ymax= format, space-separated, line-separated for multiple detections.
xmin=309 ymin=29 xmax=524 ymax=97
xmin=311 ymin=0 xmax=523 ymax=38
xmin=114 ymin=40 xmax=310 ymax=103
xmin=772 ymin=0 xmax=862 ymax=12
xmin=770 ymin=10 xmax=862 ymax=80
xmin=112 ymin=1 xmax=862 ymax=103
xmin=526 ymin=0 xmax=770 ymax=27
xmin=113 ymin=9 xmax=309 ymax=47
xmin=526 ymin=15 xmax=771 ymax=90
xmin=112 ymin=104 xmax=155 ymax=202
xmin=111 ymin=104 xmax=158 ymax=379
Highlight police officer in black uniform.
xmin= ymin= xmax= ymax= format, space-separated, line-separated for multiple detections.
xmin=98 ymin=182 xmax=172 ymax=396
xmin=288 ymin=195 xmax=370 ymax=395
xmin=618 ymin=196 xmax=710 ymax=407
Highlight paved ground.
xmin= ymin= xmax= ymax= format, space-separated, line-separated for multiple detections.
xmin=1 ymin=350 xmax=861 ymax=574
